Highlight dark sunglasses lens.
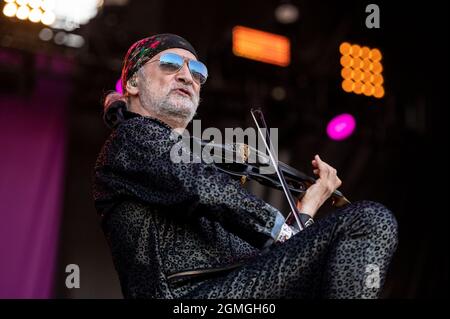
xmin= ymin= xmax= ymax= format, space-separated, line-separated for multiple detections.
xmin=159 ymin=53 xmax=183 ymax=72
xmin=189 ymin=60 xmax=208 ymax=84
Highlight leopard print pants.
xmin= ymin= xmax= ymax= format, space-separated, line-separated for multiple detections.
xmin=170 ymin=200 xmax=398 ymax=299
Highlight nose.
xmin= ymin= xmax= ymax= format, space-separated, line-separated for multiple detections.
xmin=175 ymin=62 xmax=194 ymax=85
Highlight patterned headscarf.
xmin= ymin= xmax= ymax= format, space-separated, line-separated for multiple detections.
xmin=121 ymin=33 xmax=198 ymax=91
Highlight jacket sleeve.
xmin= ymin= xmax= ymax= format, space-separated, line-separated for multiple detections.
xmin=93 ymin=119 xmax=285 ymax=249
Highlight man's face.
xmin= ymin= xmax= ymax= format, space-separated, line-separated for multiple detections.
xmin=136 ymin=48 xmax=201 ymax=125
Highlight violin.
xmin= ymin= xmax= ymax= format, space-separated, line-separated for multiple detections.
xmin=188 ymin=108 xmax=350 ymax=230
xmin=105 ymin=99 xmax=349 ymax=229
xmin=190 ymin=135 xmax=351 ymax=209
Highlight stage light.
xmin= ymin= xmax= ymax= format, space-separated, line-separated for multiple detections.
xmin=274 ymin=3 xmax=299 ymax=24
xmin=2 ymin=0 xmax=102 ymax=29
xmin=271 ymin=86 xmax=286 ymax=101
xmin=341 ymin=79 xmax=354 ymax=93
xmin=340 ymin=55 xmax=353 ymax=68
xmin=2 ymin=2 xmax=17 ymax=17
xmin=374 ymin=85 xmax=385 ymax=98
xmin=41 ymin=10 xmax=55 ymax=25
xmin=354 ymin=57 xmax=364 ymax=69
xmin=52 ymin=0 xmax=100 ymax=26
xmin=41 ymin=0 xmax=55 ymax=11
xmin=232 ymin=25 xmax=290 ymax=67
xmin=28 ymin=0 xmax=42 ymax=9
xmin=363 ymin=71 xmax=372 ymax=82
xmin=327 ymin=113 xmax=356 ymax=141
xmin=28 ymin=7 xmax=42 ymax=22
xmin=373 ymin=74 xmax=383 ymax=85
xmin=371 ymin=61 xmax=383 ymax=74
xmin=369 ymin=48 xmax=382 ymax=61
xmin=339 ymin=42 xmax=385 ymax=98
xmin=350 ymin=44 xmax=361 ymax=57
xmin=339 ymin=42 xmax=351 ymax=55
xmin=53 ymin=31 xmax=65 ymax=44
xmin=353 ymin=81 xmax=363 ymax=94
xmin=341 ymin=68 xmax=353 ymax=80
xmin=363 ymin=83 xmax=374 ymax=96
xmin=353 ymin=69 xmax=363 ymax=82
xmin=361 ymin=47 xmax=370 ymax=59
xmin=115 ymin=79 xmax=123 ymax=94
xmin=16 ymin=5 xmax=30 ymax=20
xmin=64 ymin=33 xmax=84 ymax=48
xmin=362 ymin=58 xmax=371 ymax=71
xmin=38 ymin=27 xmax=53 ymax=41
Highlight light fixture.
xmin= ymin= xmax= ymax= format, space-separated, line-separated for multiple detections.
xmin=38 ymin=27 xmax=53 ymax=41
xmin=327 ymin=113 xmax=356 ymax=141
xmin=2 ymin=0 xmax=103 ymax=30
xmin=41 ymin=10 xmax=55 ymax=25
xmin=340 ymin=42 xmax=385 ymax=98
xmin=232 ymin=25 xmax=291 ymax=67
xmin=2 ymin=2 xmax=17 ymax=17
xmin=28 ymin=0 xmax=41 ymax=9
xmin=275 ymin=2 xmax=299 ymax=24
xmin=16 ymin=5 xmax=30 ymax=20
xmin=28 ymin=7 xmax=42 ymax=22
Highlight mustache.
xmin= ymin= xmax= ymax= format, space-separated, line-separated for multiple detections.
xmin=170 ymin=86 xmax=196 ymax=99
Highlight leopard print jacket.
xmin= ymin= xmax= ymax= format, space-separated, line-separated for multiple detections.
xmin=92 ymin=111 xmax=285 ymax=298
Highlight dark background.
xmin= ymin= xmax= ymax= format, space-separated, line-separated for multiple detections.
xmin=1 ymin=0 xmax=447 ymax=298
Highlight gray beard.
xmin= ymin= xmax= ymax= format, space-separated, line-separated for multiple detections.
xmin=141 ymin=89 xmax=199 ymax=124
xmin=158 ymin=94 xmax=197 ymax=121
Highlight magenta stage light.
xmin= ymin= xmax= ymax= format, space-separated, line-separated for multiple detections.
xmin=115 ymin=79 xmax=123 ymax=94
xmin=327 ymin=113 xmax=356 ymax=141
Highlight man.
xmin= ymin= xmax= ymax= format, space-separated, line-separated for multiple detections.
xmin=92 ymin=34 xmax=398 ymax=298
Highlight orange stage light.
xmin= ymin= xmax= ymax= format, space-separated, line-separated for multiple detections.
xmin=232 ymin=26 xmax=291 ymax=67
xmin=339 ymin=42 xmax=385 ymax=98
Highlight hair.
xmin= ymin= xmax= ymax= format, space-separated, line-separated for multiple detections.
xmin=102 ymin=91 xmax=128 ymax=129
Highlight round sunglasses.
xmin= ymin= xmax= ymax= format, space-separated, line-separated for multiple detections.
xmin=147 ymin=52 xmax=208 ymax=85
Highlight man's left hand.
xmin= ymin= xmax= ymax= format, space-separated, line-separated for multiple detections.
xmin=296 ymin=154 xmax=342 ymax=218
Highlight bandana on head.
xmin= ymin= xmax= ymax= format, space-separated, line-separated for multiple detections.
xmin=121 ymin=33 xmax=198 ymax=91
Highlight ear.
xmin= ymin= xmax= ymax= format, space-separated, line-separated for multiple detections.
xmin=125 ymin=75 xmax=139 ymax=96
